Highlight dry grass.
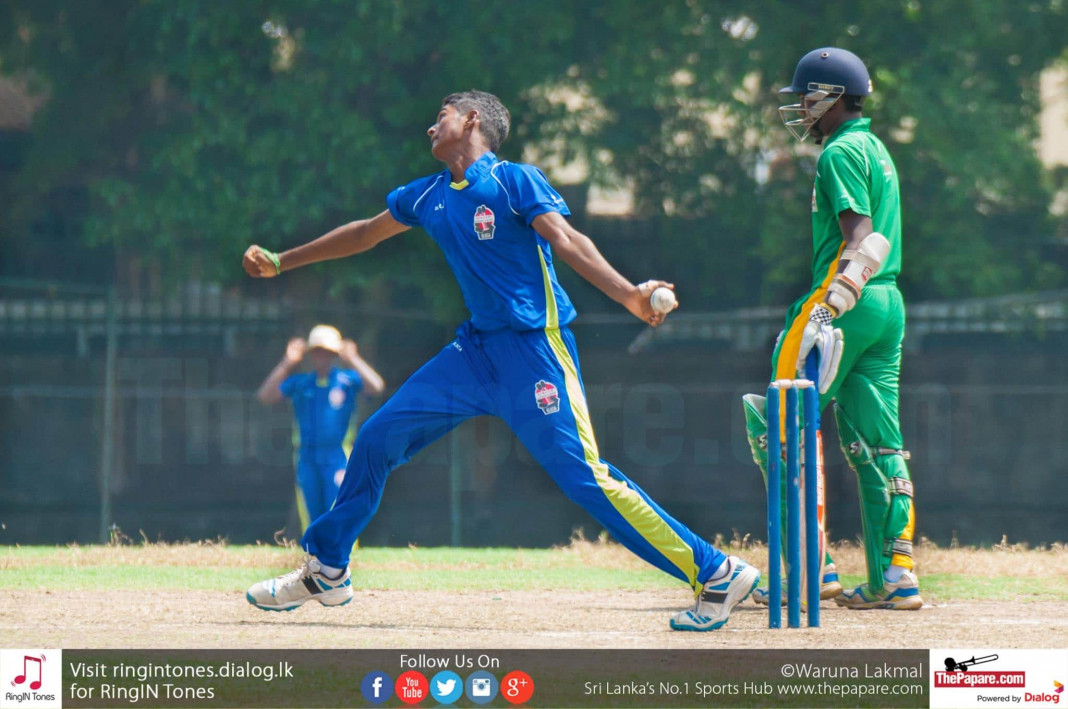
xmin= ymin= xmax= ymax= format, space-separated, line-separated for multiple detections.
xmin=552 ymin=529 xmax=1068 ymax=578
xmin=1 ymin=531 xmax=1065 ymax=578
xmin=910 ymin=535 xmax=1068 ymax=577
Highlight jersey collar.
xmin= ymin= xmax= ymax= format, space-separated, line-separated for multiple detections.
xmin=824 ymin=117 xmax=871 ymax=147
xmin=450 ymin=151 xmax=498 ymax=190
xmin=315 ymin=366 xmax=338 ymax=387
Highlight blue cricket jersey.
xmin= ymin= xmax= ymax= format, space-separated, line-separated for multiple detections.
xmin=280 ymin=367 xmax=363 ymax=463
xmin=304 ymin=155 xmax=725 ymax=585
xmin=387 ymin=152 xmax=577 ymax=331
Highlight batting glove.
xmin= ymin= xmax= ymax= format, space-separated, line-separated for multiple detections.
xmin=796 ymin=304 xmax=844 ymax=394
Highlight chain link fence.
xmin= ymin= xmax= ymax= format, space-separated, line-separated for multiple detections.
xmin=2 ymin=279 xmax=1066 ymax=547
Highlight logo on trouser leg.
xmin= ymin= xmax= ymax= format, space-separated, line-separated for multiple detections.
xmin=535 ymin=380 xmax=560 ymax=415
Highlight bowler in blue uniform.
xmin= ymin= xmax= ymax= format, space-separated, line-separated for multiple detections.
xmin=257 ymin=325 xmax=386 ymax=531
xmin=242 ymin=90 xmax=758 ymax=631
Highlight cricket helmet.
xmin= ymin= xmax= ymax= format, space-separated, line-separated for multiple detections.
xmin=778 ymin=47 xmax=872 ymax=142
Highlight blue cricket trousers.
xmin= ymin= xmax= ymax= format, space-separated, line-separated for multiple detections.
xmin=301 ymin=322 xmax=725 ymax=590
xmin=295 ymin=449 xmax=347 ymax=531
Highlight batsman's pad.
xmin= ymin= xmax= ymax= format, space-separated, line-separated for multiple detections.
xmin=743 ymin=394 xmax=770 ymax=479
xmin=743 ymin=393 xmax=833 ymax=579
xmin=834 ymin=402 xmax=915 ymax=593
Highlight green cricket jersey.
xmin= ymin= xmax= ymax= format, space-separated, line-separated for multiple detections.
xmin=772 ymin=121 xmax=916 ymax=594
xmin=810 ymin=118 xmax=902 ymax=289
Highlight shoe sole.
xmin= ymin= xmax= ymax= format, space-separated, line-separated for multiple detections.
xmin=752 ymin=581 xmax=844 ymax=606
xmin=835 ymin=595 xmax=923 ymax=611
xmin=820 ymin=581 xmax=843 ymax=600
xmin=246 ymin=591 xmax=353 ymax=612
xmin=670 ymin=568 xmax=760 ymax=632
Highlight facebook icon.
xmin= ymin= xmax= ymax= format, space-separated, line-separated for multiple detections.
xmin=360 ymin=671 xmax=393 ymax=704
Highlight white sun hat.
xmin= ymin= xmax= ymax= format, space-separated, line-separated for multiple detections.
xmin=307 ymin=324 xmax=342 ymax=353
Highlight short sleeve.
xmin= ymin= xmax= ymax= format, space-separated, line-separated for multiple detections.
xmin=817 ymin=146 xmax=871 ymax=217
xmin=279 ymin=373 xmax=301 ymax=398
xmin=503 ymin=164 xmax=571 ymax=226
xmin=386 ymin=173 xmax=443 ymax=228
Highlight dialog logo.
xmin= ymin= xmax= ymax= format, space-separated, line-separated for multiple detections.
xmin=360 ymin=671 xmax=393 ymax=705
xmin=931 ymin=649 xmax=1068 ymax=709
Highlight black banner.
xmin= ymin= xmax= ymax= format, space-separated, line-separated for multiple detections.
xmin=60 ymin=649 xmax=929 ymax=708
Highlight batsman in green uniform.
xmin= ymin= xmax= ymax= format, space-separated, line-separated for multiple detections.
xmin=745 ymin=47 xmax=922 ymax=611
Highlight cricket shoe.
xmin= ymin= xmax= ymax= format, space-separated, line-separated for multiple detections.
xmin=834 ymin=571 xmax=923 ymax=610
xmin=670 ymin=556 xmax=760 ymax=631
xmin=751 ymin=562 xmax=843 ymax=605
xmin=246 ymin=556 xmax=353 ymax=611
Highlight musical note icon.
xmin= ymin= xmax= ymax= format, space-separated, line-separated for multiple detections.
xmin=13 ymin=655 xmax=44 ymax=690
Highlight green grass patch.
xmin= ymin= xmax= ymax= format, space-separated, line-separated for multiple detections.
xmin=0 ymin=544 xmax=677 ymax=592
xmin=918 ymin=574 xmax=1068 ymax=602
xmin=353 ymin=565 xmax=675 ymax=592
xmin=3 ymin=542 xmax=1065 ymax=599
xmin=1 ymin=564 xmax=269 ymax=592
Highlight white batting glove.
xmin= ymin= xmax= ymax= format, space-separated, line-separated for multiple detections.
xmin=796 ymin=304 xmax=844 ymax=394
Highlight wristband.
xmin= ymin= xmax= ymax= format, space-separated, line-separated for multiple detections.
xmin=810 ymin=303 xmax=836 ymax=324
xmin=262 ymin=249 xmax=281 ymax=276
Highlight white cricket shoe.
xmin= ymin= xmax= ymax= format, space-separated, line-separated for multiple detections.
xmin=835 ymin=570 xmax=923 ymax=610
xmin=246 ymin=556 xmax=353 ymax=611
xmin=670 ymin=556 xmax=760 ymax=631
xmin=751 ymin=562 xmax=843 ymax=604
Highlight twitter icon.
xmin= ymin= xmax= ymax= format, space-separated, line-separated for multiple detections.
xmin=430 ymin=670 xmax=463 ymax=705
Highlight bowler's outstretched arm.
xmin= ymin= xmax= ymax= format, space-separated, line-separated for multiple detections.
xmin=243 ymin=210 xmax=409 ymax=278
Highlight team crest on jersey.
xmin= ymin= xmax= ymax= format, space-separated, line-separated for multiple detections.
xmin=535 ymin=380 xmax=560 ymax=415
xmin=474 ymin=204 xmax=496 ymax=240
xmin=329 ymin=386 xmax=346 ymax=409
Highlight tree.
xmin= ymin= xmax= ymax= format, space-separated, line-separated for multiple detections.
xmin=1 ymin=0 xmax=1064 ymax=313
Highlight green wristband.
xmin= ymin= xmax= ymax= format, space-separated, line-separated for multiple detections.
xmin=263 ymin=249 xmax=281 ymax=276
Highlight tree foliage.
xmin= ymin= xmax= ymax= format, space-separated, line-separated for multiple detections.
xmin=1 ymin=0 xmax=1064 ymax=312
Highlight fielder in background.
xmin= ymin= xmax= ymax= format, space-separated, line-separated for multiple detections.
xmin=744 ymin=47 xmax=922 ymax=610
xmin=257 ymin=324 xmax=386 ymax=532
xmin=241 ymin=89 xmax=759 ymax=631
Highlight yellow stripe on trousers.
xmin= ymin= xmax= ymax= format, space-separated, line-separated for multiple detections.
xmin=296 ymin=485 xmax=310 ymax=533
xmin=538 ymin=248 xmax=698 ymax=588
xmin=774 ymin=243 xmax=845 ymax=434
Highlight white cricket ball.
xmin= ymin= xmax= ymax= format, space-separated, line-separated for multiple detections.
xmin=650 ymin=287 xmax=676 ymax=314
